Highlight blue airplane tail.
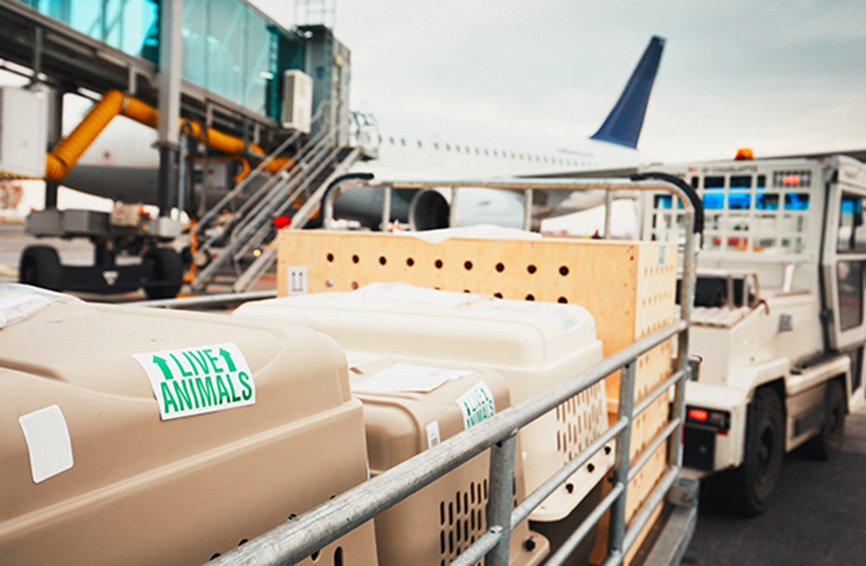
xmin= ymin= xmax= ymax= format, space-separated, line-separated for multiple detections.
xmin=590 ymin=36 xmax=665 ymax=149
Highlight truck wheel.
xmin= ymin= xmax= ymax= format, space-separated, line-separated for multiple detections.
xmin=725 ymin=388 xmax=784 ymax=516
xmin=19 ymin=246 xmax=63 ymax=291
xmin=805 ymin=380 xmax=846 ymax=460
xmin=143 ymin=247 xmax=183 ymax=300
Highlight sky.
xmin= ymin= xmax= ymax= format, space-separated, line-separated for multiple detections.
xmin=252 ymin=0 xmax=866 ymax=163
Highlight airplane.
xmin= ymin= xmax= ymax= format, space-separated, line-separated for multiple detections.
xmin=336 ymin=35 xmax=665 ymax=230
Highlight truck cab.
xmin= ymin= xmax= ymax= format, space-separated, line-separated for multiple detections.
xmin=643 ymin=155 xmax=866 ymax=514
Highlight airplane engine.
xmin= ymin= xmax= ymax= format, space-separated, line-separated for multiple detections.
xmin=408 ymin=188 xmax=527 ymax=231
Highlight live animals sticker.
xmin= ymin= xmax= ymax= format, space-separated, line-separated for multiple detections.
xmin=456 ymin=381 xmax=496 ymax=429
xmin=133 ymin=343 xmax=255 ymax=420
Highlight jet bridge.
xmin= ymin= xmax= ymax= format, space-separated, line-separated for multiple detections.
xmin=0 ymin=0 xmax=359 ymax=298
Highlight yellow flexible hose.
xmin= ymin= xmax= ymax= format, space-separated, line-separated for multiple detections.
xmin=45 ymin=90 xmax=292 ymax=180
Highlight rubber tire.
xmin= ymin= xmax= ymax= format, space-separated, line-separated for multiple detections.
xmin=805 ymin=380 xmax=846 ymax=460
xmin=143 ymin=247 xmax=183 ymax=300
xmin=722 ymin=388 xmax=785 ymax=516
xmin=19 ymin=246 xmax=63 ymax=291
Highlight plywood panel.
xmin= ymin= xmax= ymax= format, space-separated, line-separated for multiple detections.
xmin=278 ymin=230 xmax=679 ymax=566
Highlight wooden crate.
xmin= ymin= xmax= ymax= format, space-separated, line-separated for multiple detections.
xmin=277 ymin=229 xmax=678 ymax=563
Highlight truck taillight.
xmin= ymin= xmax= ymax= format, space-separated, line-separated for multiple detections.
xmin=686 ymin=405 xmax=730 ymax=431
xmin=688 ymin=408 xmax=709 ymax=421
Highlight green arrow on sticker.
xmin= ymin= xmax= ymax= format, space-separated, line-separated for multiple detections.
xmin=153 ymin=355 xmax=174 ymax=380
xmin=219 ymin=348 xmax=237 ymax=372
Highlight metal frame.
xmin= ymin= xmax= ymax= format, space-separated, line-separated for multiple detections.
xmin=208 ymin=177 xmax=700 ymax=566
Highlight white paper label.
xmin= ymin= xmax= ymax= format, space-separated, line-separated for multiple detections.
xmin=132 ymin=343 xmax=255 ymax=420
xmin=0 ymin=284 xmax=67 ymax=328
xmin=19 ymin=405 xmax=74 ymax=483
xmin=286 ymin=265 xmax=308 ymax=295
xmin=351 ymin=363 xmax=473 ymax=394
xmin=426 ymin=421 xmax=441 ymax=449
xmin=456 ymin=381 xmax=496 ymax=429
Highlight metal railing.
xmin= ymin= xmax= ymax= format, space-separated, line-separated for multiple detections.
xmin=207 ymin=176 xmax=701 ymax=566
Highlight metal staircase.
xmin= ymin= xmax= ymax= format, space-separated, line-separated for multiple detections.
xmin=189 ymin=103 xmax=361 ymax=293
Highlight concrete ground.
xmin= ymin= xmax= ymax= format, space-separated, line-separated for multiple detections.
xmin=682 ymin=406 xmax=866 ymax=565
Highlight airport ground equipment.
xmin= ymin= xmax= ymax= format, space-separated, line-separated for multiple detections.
xmin=213 ymin=176 xmax=701 ymax=566
xmin=0 ymin=285 xmax=376 ymax=565
xmin=345 ymin=355 xmax=550 ymax=566
xmin=641 ymin=155 xmax=866 ymax=515
xmin=0 ymin=1 xmax=364 ymax=297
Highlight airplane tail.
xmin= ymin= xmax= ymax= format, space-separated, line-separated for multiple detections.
xmin=590 ymin=36 xmax=665 ymax=149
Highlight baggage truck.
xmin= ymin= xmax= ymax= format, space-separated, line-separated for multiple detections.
xmin=641 ymin=155 xmax=866 ymax=514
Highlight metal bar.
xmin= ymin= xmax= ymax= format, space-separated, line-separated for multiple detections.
xmin=381 ymin=186 xmax=392 ymax=230
xmin=449 ymin=186 xmax=459 ymax=227
xmin=671 ymin=210 xmax=696 ymax=470
xmin=449 ymin=528 xmax=504 ymax=566
xmin=485 ymin=435 xmax=517 ymax=566
xmin=523 ymin=188 xmax=533 ymax=231
xmin=208 ymin=321 xmax=684 ymax=566
xmin=544 ymin=482 xmax=625 ymax=566
xmin=136 ymin=290 xmax=277 ymax=309
xmin=607 ymin=362 xmax=637 ymax=556
xmin=604 ymin=189 xmax=613 ymax=239
xmin=627 ymin=418 xmax=682 ymax=483
xmin=511 ymin=418 xmax=626 ymax=528
xmin=632 ymin=370 xmax=685 ymax=418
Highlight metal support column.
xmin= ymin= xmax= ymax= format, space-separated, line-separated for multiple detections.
xmin=608 ymin=362 xmax=637 ymax=561
xmin=44 ymin=86 xmax=63 ymax=209
xmin=156 ymin=0 xmax=183 ymax=217
xmin=486 ymin=434 xmax=517 ymax=566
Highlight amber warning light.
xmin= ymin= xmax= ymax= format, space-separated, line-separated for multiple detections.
xmin=734 ymin=148 xmax=754 ymax=161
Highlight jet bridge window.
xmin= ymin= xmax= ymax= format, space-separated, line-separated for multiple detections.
xmin=838 ymin=194 xmax=866 ymax=252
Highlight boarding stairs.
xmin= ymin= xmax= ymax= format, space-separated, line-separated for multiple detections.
xmin=189 ymin=105 xmax=361 ymax=293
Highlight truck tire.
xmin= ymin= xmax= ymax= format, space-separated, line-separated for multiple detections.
xmin=143 ymin=247 xmax=183 ymax=300
xmin=19 ymin=246 xmax=63 ymax=291
xmin=805 ymin=380 xmax=846 ymax=460
xmin=723 ymin=388 xmax=784 ymax=516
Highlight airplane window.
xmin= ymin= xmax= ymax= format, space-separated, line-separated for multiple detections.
xmin=400 ymin=138 xmax=406 ymax=146
xmin=445 ymin=144 xmax=451 ymax=151
xmin=455 ymin=145 xmax=461 ymax=153
xmin=510 ymin=152 xmax=516 ymax=159
xmin=434 ymin=142 xmax=439 ymax=150
xmin=484 ymin=149 xmax=489 ymax=156
xmin=493 ymin=150 xmax=498 ymax=157
xmin=389 ymin=136 xmax=395 ymax=145
xmin=417 ymin=140 xmax=423 ymax=148
xmin=475 ymin=147 xmax=480 ymax=155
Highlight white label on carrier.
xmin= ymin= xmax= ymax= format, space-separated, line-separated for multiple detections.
xmin=19 ymin=405 xmax=74 ymax=483
xmin=426 ymin=421 xmax=441 ymax=449
xmin=456 ymin=380 xmax=496 ymax=430
xmin=351 ymin=363 xmax=472 ymax=394
xmin=286 ymin=265 xmax=308 ymax=295
xmin=132 ymin=343 xmax=255 ymax=420
xmin=483 ymin=301 xmax=584 ymax=333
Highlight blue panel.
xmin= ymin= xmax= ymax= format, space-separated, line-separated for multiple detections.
xmin=756 ymin=193 xmax=779 ymax=210
xmin=654 ymin=195 xmax=672 ymax=209
xmin=728 ymin=192 xmax=751 ymax=210
xmin=785 ymin=193 xmax=810 ymax=211
xmin=703 ymin=194 xmax=725 ymax=210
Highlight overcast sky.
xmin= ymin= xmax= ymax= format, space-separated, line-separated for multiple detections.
xmin=253 ymin=0 xmax=865 ymax=163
